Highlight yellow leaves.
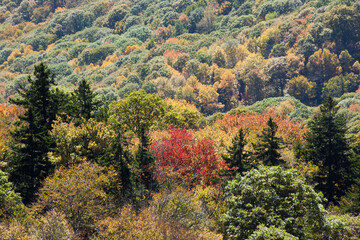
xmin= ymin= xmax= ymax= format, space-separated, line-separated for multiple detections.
xmin=267 ymin=100 xmax=296 ymax=119
xmin=237 ymin=45 xmax=250 ymax=62
xmin=55 ymin=7 xmax=67 ymax=12
xmin=45 ymin=43 xmax=55 ymax=53
xmin=96 ymin=205 xmax=161 ymax=240
xmin=257 ymin=25 xmax=281 ymax=56
xmin=23 ymin=45 xmax=34 ymax=56
xmin=67 ymin=59 xmax=76 ymax=67
xmin=166 ymin=98 xmax=199 ymax=113
xmin=36 ymin=162 xmax=117 ymax=235
xmin=107 ymin=54 xmax=119 ymax=63
xmin=178 ymin=39 xmax=189 ymax=46
xmin=215 ymin=69 xmax=235 ymax=90
xmin=287 ymin=75 xmax=316 ymax=105
xmin=166 ymin=63 xmax=181 ymax=75
xmin=177 ymin=75 xmax=224 ymax=114
xmin=7 ymin=49 xmax=21 ymax=64
xmin=352 ymin=61 xmax=360 ymax=74
xmin=0 ymin=222 xmax=30 ymax=240
xmin=161 ymin=98 xmax=205 ymax=129
xmin=197 ymin=84 xmax=218 ymax=104
xmin=101 ymin=60 xmax=113 ymax=68
xmin=197 ymin=47 xmax=209 ymax=55
xmin=235 ymin=52 xmax=266 ymax=74
xmin=50 ymin=117 xmax=114 ymax=166
xmin=307 ymin=48 xmax=340 ymax=79
xmin=113 ymin=75 xmax=126 ymax=89
xmin=197 ymin=84 xmax=224 ymax=113
xmin=197 ymin=84 xmax=219 ymax=104
xmin=295 ymin=159 xmax=319 ymax=179
xmin=100 ymin=51 xmax=121 ymax=67
xmin=0 ymin=24 xmax=23 ymax=40
xmin=73 ymin=67 xmax=81 ymax=74
xmin=75 ymin=38 xmax=86 ymax=43
xmin=191 ymin=112 xmax=307 ymax=158
xmin=211 ymin=46 xmax=227 ymax=68
xmin=124 ymin=45 xmax=140 ymax=55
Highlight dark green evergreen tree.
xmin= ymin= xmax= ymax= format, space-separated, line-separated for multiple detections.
xmin=305 ymin=96 xmax=353 ymax=206
xmin=71 ymin=79 xmax=101 ymax=120
xmin=8 ymin=63 xmax=59 ymax=204
xmin=223 ymin=128 xmax=249 ymax=175
xmin=102 ymin=130 xmax=132 ymax=197
xmin=136 ymin=127 xmax=157 ymax=192
xmin=253 ymin=117 xmax=285 ymax=166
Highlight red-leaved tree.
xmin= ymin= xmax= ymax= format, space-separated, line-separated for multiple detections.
xmin=152 ymin=127 xmax=226 ymax=188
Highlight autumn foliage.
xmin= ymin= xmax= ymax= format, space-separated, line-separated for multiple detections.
xmin=0 ymin=104 xmax=22 ymax=159
xmin=152 ymin=127 xmax=226 ymax=188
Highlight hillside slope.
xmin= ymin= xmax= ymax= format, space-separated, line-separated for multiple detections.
xmin=0 ymin=0 xmax=360 ymax=114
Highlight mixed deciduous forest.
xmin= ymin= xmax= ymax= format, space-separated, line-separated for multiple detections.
xmin=1 ymin=0 xmax=360 ymax=239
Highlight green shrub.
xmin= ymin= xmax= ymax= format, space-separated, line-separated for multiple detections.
xmin=78 ymin=44 xmax=116 ymax=65
xmin=0 ymin=48 xmax=13 ymax=65
xmin=48 ymin=10 xmax=95 ymax=37
xmin=248 ymin=225 xmax=299 ymax=240
xmin=9 ymin=53 xmax=39 ymax=73
xmin=125 ymin=25 xmax=152 ymax=42
xmin=0 ymin=170 xmax=24 ymax=221
xmin=105 ymin=4 xmax=129 ymax=29
xmin=318 ymin=214 xmax=360 ymax=240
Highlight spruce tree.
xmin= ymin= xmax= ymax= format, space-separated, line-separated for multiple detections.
xmin=71 ymin=79 xmax=100 ymax=120
xmin=8 ymin=63 xmax=59 ymax=204
xmin=223 ymin=128 xmax=249 ymax=175
xmin=102 ymin=130 xmax=132 ymax=196
xmin=305 ymin=96 xmax=353 ymax=205
xmin=253 ymin=117 xmax=285 ymax=166
xmin=136 ymin=127 xmax=157 ymax=192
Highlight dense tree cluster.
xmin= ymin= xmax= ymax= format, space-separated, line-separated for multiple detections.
xmin=1 ymin=0 xmax=360 ymax=237
xmin=0 ymin=63 xmax=358 ymax=238
xmin=0 ymin=0 xmax=359 ymax=113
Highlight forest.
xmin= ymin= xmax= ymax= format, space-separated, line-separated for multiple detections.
xmin=1 ymin=0 xmax=360 ymax=239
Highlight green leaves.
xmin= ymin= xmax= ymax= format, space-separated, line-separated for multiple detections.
xmin=0 ymin=170 xmax=24 ymax=221
xmin=222 ymin=166 xmax=325 ymax=240
xmin=109 ymin=89 xmax=166 ymax=138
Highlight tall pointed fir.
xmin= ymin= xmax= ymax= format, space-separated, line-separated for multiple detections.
xmin=136 ymin=126 xmax=157 ymax=192
xmin=7 ymin=63 xmax=59 ymax=204
xmin=71 ymin=79 xmax=101 ymax=120
xmin=305 ymin=96 xmax=353 ymax=205
xmin=102 ymin=130 xmax=132 ymax=198
xmin=223 ymin=128 xmax=249 ymax=176
xmin=253 ymin=117 xmax=285 ymax=166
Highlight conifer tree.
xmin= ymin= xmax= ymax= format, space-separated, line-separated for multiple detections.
xmin=109 ymin=90 xmax=165 ymax=193
xmin=253 ymin=117 xmax=285 ymax=166
xmin=8 ymin=63 xmax=59 ymax=204
xmin=136 ymin=127 xmax=157 ymax=192
xmin=103 ymin=130 xmax=132 ymax=196
xmin=223 ymin=128 xmax=249 ymax=175
xmin=306 ymin=96 xmax=353 ymax=205
xmin=71 ymin=79 xmax=100 ymax=120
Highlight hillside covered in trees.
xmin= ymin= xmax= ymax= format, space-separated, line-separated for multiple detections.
xmin=1 ymin=0 xmax=360 ymax=239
